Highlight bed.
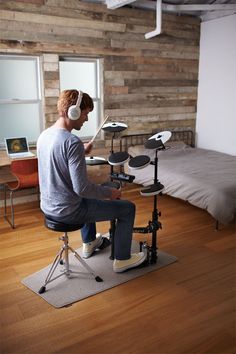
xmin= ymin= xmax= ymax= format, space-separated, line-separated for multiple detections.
xmin=120 ymin=130 xmax=236 ymax=227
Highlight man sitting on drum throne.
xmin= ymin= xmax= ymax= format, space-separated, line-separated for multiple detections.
xmin=37 ymin=89 xmax=146 ymax=273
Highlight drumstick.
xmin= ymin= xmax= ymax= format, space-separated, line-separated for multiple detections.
xmin=90 ymin=115 xmax=110 ymax=143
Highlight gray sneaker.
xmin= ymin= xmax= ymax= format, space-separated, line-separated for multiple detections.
xmin=82 ymin=234 xmax=103 ymax=258
xmin=113 ymin=252 xmax=146 ymax=273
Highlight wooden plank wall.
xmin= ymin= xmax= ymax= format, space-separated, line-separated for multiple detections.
xmin=0 ymin=0 xmax=200 ymax=143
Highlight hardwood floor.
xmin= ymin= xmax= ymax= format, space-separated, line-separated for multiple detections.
xmin=1 ymin=186 xmax=235 ymax=354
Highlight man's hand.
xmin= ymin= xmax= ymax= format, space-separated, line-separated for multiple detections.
xmin=84 ymin=141 xmax=93 ymax=155
xmin=110 ymin=188 xmax=121 ymax=200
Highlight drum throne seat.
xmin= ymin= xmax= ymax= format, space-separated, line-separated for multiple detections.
xmin=38 ymin=215 xmax=103 ymax=294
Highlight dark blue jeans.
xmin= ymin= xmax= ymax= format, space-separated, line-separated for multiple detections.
xmin=77 ymin=198 xmax=135 ymax=260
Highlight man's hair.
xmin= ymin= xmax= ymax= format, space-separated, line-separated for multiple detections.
xmin=57 ymin=89 xmax=94 ymax=118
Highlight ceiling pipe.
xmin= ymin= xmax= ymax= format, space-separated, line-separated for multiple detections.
xmin=161 ymin=4 xmax=236 ymax=12
xmin=145 ymin=0 xmax=162 ymax=39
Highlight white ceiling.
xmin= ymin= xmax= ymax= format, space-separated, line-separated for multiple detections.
xmin=84 ymin=0 xmax=236 ymax=22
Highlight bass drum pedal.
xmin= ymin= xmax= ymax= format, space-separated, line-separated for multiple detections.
xmin=140 ymin=241 xmax=158 ymax=265
xmin=98 ymin=236 xmax=111 ymax=250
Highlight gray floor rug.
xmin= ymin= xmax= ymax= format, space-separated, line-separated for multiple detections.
xmin=22 ymin=240 xmax=177 ymax=308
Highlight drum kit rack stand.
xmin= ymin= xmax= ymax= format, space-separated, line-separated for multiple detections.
xmin=89 ymin=121 xmax=171 ymax=267
xmin=129 ymin=132 xmax=171 ymax=265
xmin=133 ymin=140 xmax=165 ymax=265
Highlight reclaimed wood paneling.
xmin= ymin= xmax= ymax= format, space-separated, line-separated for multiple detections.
xmin=0 ymin=0 xmax=200 ymax=141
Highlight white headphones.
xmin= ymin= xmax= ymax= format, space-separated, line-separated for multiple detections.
xmin=68 ymin=90 xmax=83 ymax=120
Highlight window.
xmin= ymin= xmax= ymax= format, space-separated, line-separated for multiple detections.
xmin=59 ymin=57 xmax=102 ymax=140
xmin=0 ymin=55 xmax=43 ymax=148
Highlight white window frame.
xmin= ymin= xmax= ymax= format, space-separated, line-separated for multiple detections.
xmin=0 ymin=54 xmax=43 ymax=148
xmin=59 ymin=56 xmax=103 ymax=140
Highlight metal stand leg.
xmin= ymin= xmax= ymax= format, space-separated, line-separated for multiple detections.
xmin=4 ymin=185 xmax=7 ymax=219
xmin=39 ymin=233 xmax=103 ymax=294
xmin=109 ymin=220 xmax=116 ymax=260
xmin=10 ymin=190 xmax=14 ymax=228
xmin=4 ymin=185 xmax=15 ymax=229
xmin=133 ymin=150 xmax=162 ymax=265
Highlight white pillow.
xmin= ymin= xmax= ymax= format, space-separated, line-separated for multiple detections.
xmin=164 ymin=141 xmax=187 ymax=150
xmin=128 ymin=145 xmax=155 ymax=159
xmin=128 ymin=141 xmax=188 ymax=159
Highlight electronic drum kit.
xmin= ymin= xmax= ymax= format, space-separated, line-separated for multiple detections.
xmin=86 ymin=120 xmax=172 ymax=264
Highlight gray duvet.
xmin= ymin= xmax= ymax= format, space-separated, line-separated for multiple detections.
xmin=126 ymin=144 xmax=236 ymax=225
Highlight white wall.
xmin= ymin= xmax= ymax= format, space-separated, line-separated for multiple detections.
xmin=196 ymin=14 xmax=236 ymax=156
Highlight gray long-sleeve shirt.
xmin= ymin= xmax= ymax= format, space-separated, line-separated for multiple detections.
xmin=37 ymin=127 xmax=111 ymax=219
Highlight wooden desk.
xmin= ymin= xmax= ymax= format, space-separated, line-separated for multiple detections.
xmin=0 ymin=166 xmax=17 ymax=184
xmin=0 ymin=165 xmax=17 ymax=228
xmin=0 ymin=150 xmax=11 ymax=167
xmin=0 ymin=150 xmax=37 ymax=227
xmin=0 ymin=150 xmax=37 ymax=167
xmin=0 ymin=151 xmax=18 ymax=183
xmin=0 ymin=149 xmax=37 ymax=185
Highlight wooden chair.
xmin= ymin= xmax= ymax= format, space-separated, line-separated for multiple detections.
xmin=4 ymin=158 xmax=39 ymax=228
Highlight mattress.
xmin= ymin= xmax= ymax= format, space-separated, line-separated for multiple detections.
xmin=125 ymin=142 xmax=236 ymax=225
